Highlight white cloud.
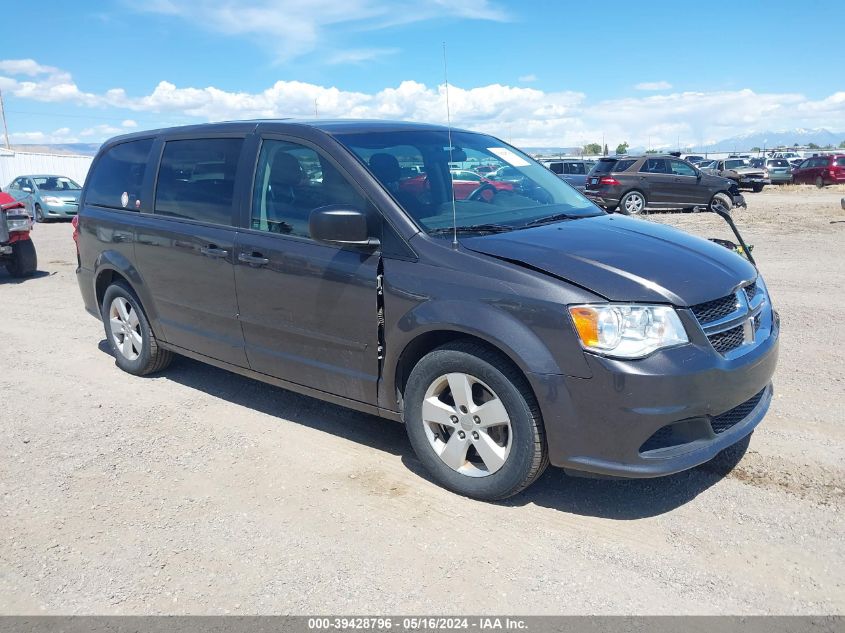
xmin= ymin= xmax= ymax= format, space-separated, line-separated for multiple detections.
xmin=518 ymin=74 xmax=537 ymax=83
xmin=325 ymin=48 xmax=399 ymax=65
xmin=0 ymin=59 xmax=58 ymax=76
xmin=80 ymin=124 xmax=125 ymax=137
xmin=2 ymin=59 xmax=845 ymax=148
xmin=9 ymin=128 xmax=80 ymax=144
xmin=634 ymin=81 xmax=673 ymax=91
xmin=127 ymin=0 xmax=509 ymax=63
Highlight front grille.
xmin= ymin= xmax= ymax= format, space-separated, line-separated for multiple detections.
xmin=690 ymin=294 xmax=739 ymax=324
xmin=711 ymin=389 xmax=766 ymax=434
xmin=744 ymin=281 xmax=758 ymax=302
xmin=709 ymin=324 xmax=745 ymax=354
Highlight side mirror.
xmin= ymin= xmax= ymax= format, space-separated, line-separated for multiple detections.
xmin=309 ymin=206 xmax=379 ymax=247
xmin=22 ymin=187 xmax=33 ymax=193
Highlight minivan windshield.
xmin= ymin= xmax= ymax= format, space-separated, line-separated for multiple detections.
xmin=333 ymin=129 xmax=602 ymax=235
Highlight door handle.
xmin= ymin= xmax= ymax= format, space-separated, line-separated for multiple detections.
xmin=200 ymin=245 xmax=229 ymax=258
xmin=238 ymin=252 xmax=270 ymax=266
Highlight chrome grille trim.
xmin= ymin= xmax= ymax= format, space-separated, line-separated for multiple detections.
xmin=688 ymin=280 xmax=770 ymax=357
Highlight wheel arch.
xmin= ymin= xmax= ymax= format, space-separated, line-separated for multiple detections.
xmin=392 ymin=329 xmax=540 ymax=418
xmin=93 ymin=250 xmax=163 ymax=333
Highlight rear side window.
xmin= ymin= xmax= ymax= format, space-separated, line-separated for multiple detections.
xmin=612 ymin=159 xmax=636 ymax=172
xmin=640 ymin=158 xmax=668 ymax=174
xmin=154 ymin=138 xmax=243 ymax=225
xmin=565 ymin=162 xmax=587 ymax=175
xmin=591 ymin=159 xmax=618 ymax=175
xmin=834 ymin=158 xmax=845 ymax=167
xmin=86 ymin=138 xmax=153 ymax=210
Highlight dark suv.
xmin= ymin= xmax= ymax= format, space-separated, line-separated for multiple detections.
xmin=584 ymin=155 xmax=744 ymax=215
xmin=74 ymin=120 xmax=778 ymax=500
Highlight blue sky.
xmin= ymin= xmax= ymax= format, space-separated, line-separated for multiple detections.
xmin=1 ymin=0 xmax=843 ymax=149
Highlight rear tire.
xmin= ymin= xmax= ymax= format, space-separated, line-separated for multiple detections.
xmin=101 ymin=281 xmax=173 ymax=376
xmin=403 ymin=340 xmax=548 ymax=501
xmin=618 ymin=190 xmax=646 ymax=215
xmin=6 ymin=239 xmax=37 ymax=278
xmin=815 ymin=176 xmax=825 ymax=189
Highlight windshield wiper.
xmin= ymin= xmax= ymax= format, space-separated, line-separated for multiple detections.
xmin=429 ymin=223 xmax=515 ymax=236
xmin=523 ymin=212 xmax=583 ymax=227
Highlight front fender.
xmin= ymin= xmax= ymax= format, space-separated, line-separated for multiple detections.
xmin=381 ymin=298 xmax=592 ymax=413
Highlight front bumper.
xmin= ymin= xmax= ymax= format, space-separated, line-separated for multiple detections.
xmin=43 ymin=203 xmax=79 ymax=217
xmin=737 ymin=177 xmax=771 ymax=188
xmin=527 ymin=310 xmax=779 ymax=478
xmin=768 ymin=173 xmax=793 ymax=184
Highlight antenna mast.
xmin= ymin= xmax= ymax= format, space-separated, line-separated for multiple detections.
xmin=443 ymin=42 xmax=458 ymax=249
xmin=0 ymin=90 xmax=10 ymax=149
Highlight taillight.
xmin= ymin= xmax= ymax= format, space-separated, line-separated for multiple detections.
xmin=599 ymin=176 xmax=620 ymax=186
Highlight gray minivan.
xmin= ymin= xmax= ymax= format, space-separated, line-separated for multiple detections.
xmin=74 ymin=120 xmax=779 ymax=500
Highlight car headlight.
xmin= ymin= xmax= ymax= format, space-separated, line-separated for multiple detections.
xmin=42 ymin=196 xmax=64 ymax=205
xmin=568 ymin=304 xmax=688 ymax=359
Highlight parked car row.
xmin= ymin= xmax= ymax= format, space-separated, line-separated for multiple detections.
xmin=686 ymin=154 xmax=845 ymax=188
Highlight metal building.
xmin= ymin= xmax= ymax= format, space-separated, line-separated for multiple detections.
xmin=0 ymin=148 xmax=93 ymax=189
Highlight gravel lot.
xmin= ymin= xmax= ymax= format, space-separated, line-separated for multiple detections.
xmin=1 ymin=185 xmax=843 ymax=615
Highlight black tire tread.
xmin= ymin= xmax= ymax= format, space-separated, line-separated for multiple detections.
xmin=104 ymin=281 xmax=173 ymax=375
xmin=6 ymin=239 xmax=37 ymax=277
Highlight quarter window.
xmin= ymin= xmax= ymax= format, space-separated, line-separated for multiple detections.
xmin=85 ymin=138 xmax=154 ymax=210
xmin=154 ymin=138 xmax=243 ymax=225
xmin=251 ymin=139 xmax=366 ymax=238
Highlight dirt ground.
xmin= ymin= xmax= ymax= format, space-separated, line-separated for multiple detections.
xmin=1 ymin=185 xmax=843 ymax=615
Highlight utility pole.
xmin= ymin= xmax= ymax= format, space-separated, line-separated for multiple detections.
xmin=0 ymin=89 xmax=10 ymax=149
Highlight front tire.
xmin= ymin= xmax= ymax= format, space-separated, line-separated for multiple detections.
xmin=709 ymin=192 xmax=733 ymax=214
xmin=101 ymin=281 xmax=173 ymax=376
xmin=618 ymin=190 xmax=646 ymax=215
xmin=6 ymin=239 xmax=37 ymax=277
xmin=403 ymin=341 xmax=548 ymax=500
xmin=34 ymin=204 xmax=44 ymax=223
xmin=752 ymin=183 xmax=764 ymax=193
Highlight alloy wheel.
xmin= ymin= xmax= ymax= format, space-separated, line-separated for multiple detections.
xmin=421 ymin=373 xmax=512 ymax=477
xmin=108 ymin=297 xmax=142 ymax=361
xmin=624 ymin=193 xmax=645 ymax=214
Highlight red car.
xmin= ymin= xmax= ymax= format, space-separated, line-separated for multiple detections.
xmin=400 ymin=170 xmax=513 ymax=201
xmin=791 ymin=154 xmax=845 ymax=187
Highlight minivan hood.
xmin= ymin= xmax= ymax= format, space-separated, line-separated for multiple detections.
xmin=461 ymin=214 xmax=756 ymax=306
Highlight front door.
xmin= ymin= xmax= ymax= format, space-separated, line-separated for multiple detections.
xmin=667 ymin=159 xmax=704 ymax=205
xmin=134 ymin=136 xmax=248 ymax=366
xmin=233 ymin=137 xmax=380 ymax=404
